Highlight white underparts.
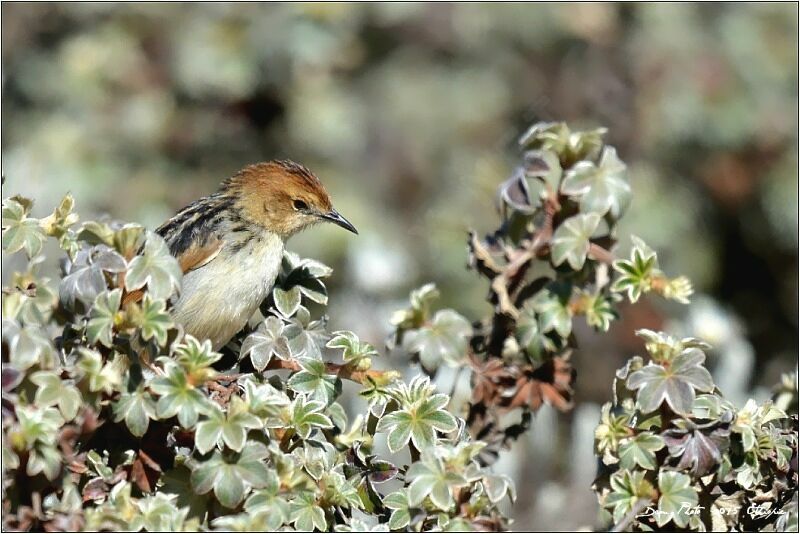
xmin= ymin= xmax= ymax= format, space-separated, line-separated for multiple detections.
xmin=170 ymin=232 xmax=284 ymax=350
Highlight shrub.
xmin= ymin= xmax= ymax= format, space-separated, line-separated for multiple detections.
xmin=594 ymin=332 xmax=798 ymax=531
xmin=389 ymin=123 xmax=693 ymax=462
xmin=1 ymin=196 xmax=512 ymax=531
xmin=2 ymin=122 xmax=796 ymax=532
xmin=387 ymin=122 xmax=798 ymax=530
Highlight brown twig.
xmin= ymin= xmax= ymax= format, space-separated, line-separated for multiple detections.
xmin=264 ymin=358 xmax=396 ymax=386
xmin=483 ymin=198 xmax=557 ymax=356
xmin=588 ymin=243 xmax=615 ymax=264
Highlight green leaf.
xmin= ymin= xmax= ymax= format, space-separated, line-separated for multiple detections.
xmin=296 ymin=277 xmax=328 ymax=304
xmin=2 ymin=197 xmax=46 ymax=258
xmin=112 ymin=387 xmax=157 ymax=437
xmin=125 ymin=232 xmax=182 ymax=300
xmin=194 ymin=409 xmax=224 ymax=455
xmin=212 ymin=510 xmax=282 ymax=532
xmin=15 ymin=405 xmax=64 ymax=448
xmin=618 ymin=432 xmax=665 ymax=470
xmin=236 ymin=441 xmax=277 ymax=489
xmin=190 ymin=441 xmax=272 ymax=509
xmin=194 ymin=397 xmax=261 ymax=454
xmin=384 ymin=491 xmax=412 ymax=530
xmin=531 ymin=288 xmax=572 ymax=338
xmin=382 ymin=411 xmax=414 ymax=453
xmin=86 ymin=289 xmax=122 ymax=348
xmin=523 ymin=149 xmax=562 ymax=196
xmin=39 ymin=194 xmax=78 ymax=231
xmin=390 ymin=375 xmax=436 ymax=406
xmin=244 ymin=485 xmax=288 ymax=531
xmin=289 ymin=492 xmax=327 ymax=532
xmin=550 ymin=213 xmax=601 ymax=270
xmin=134 ymin=295 xmax=172 ymax=346
xmin=77 ymin=220 xmax=115 ymax=247
xmin=604 ymin=470 xmax=655 ymax=524
xmin=594 ymin=402 xmax=632 ymax=460
xmin=150 ymin=362 xmax=212 ymax=428
xmin=377 ymin=393 xmax=457 ymax=453
xmin=296 ymin=441 xmax=336 ymax=481
xmin=14 ymin=407 xmax=63 ymax=482
xmin=30 ymin=371 xmax=82 ymax=421
xmin=4 ymin=265 xmax=57 ymax=326
xmin=240 ymin=316 xmax=291 ymax=371
xmin=284 ymin=306 xmax=329 ymax=359
xmin=482 ymin=473 xmax=515 ymax=504
xmin=215 ymin=466 xmax=246 ymax=508
xmin=391 ymin=283 xmax=440 ymax=329
xmin=657 ymin=471 xmax=698 ymax=528
xmin=611 ymin=239 xmax=658 ymax=303
xmin=325 ymin=401 xmax=347 ymax=431
xmin=321 ymin=470 xmax=362 ymax=509
xmin=273 ymin=286 xmax=302 ymax=317
xmin=627 ymin=348 xmax=715 ymax=415
xmin=406 ymin=456 xmax=467 ymax=511
xmin=288 ymin=396 xmax=334 ymax=439
xmin=518 ymin=122 xmax=606 ymax=166
xmin=691 ymin=393 xmax=735 ymax=420
xmin=60 ymin=245 xmax=126 ymax=309
xmin=326 ymin=330 xmax=378 ymax=364
xmin=3 ymin=319 xmax=56 ymax=371
xmin=581 ymin=291 xmax=619 ymax=332
xmin=39 ymin=194 xmax=80 ymax=257
xmin=191 ymin=458 xmax=225 ymax=504
xmin=172 ymin=336 xmax=220 ymax=368
xmin=242 ymin=379 xmax=289 ymax=418
xmin=26 ymin=443 xmax=62 ymax=481
xmin=278 ymin=251 xmax=333 ymax=306
xmin=136 ymin=493 xmax=192 ymax=532
xmin=407 ymin=309 xmax=471 ymax=370
xmin=635 ymin=328 xmax=711 ymax=363
xmin=333 ymin=517 xmax=385 ymax=532
xmin=287 ymin=358 xmax=340 ymax=405
xmin=515 ymin=304 xmax=557 ymax=362
xmin=75 ymin=349 xmax=123 ymax=394
xmin=170 ymin=336 xmax=222 ymax=380
xmin=113 ymin=223 xmax=146 ymax=258
xmin=561 ymin=146 xmax=630 ymax=218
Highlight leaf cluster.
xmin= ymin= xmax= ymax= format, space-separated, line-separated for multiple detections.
xmin=1 ymin=194 xmax=513 ymax=531
xmin=594 ymin=333 xmax=798 ymax=531
xmin=389 ymin=122 xmax=692 ymax=463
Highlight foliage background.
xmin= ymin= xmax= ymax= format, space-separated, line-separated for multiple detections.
xmin=1 ymin=3 xmax=797 ymax=530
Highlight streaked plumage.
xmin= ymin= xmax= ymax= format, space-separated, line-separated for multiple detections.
xmin=153 ymin=160 xmax=357 ymax=349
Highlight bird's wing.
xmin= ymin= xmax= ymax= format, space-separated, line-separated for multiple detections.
xmin=122 ymin=236 xmax=223 ymax=307
xmin=177 ymin=236 xmax=224 ymax=273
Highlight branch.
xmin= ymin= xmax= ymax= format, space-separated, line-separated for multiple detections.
xmin=588 ymin=243 xmax=615 ymax=264
xmin=264 ymin=358 xmax=398 ymax=386
xmin=484 ymin=199 xmax=557 ymax=355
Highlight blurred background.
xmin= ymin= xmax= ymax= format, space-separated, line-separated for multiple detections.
xmin=2 ymin=3 xmax=797 ymax=530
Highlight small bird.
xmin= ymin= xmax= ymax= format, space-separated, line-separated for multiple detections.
xmin=152 ymin=160 xmax=357 ymax=350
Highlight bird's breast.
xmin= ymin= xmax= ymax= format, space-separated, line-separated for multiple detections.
xmin=171 ymin=232 xmax=285 ymax=349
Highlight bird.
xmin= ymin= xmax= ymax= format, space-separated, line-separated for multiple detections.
xmin=146 ymin=160 xmax=357 ymax=350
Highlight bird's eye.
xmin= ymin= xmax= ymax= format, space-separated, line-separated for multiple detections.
xmin=292 ymin=199 xmax=308 ymax=211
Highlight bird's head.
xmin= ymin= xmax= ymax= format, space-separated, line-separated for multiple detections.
xmin=223 ymin=160 xmax=358 ymax=239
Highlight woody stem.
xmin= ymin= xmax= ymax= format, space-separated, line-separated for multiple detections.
xmin=264 ymin=358 xmax=390 ymax=385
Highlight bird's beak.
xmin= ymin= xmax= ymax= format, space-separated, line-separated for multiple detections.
xmin=321 ymin=209 xmax=358 ymax=235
